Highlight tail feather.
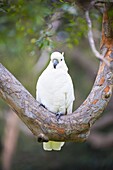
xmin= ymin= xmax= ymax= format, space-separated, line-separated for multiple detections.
xmin=43 ymin=141 xmax=65 ymax=151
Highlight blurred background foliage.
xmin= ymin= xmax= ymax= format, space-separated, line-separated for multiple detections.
xmin=0 ymin=0 xmax=113 ymax=170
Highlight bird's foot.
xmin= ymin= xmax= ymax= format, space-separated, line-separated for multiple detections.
xmin=39 ymin=103 xmax=46 ymax=109
xmin=55 ymin=112 xmax=65 ymax=121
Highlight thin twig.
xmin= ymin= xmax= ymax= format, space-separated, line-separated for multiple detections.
xmin=85 ymin=10 xmax=110 ymax=67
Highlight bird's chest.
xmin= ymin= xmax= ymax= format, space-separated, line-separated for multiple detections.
xmin=40 ymin=71 xmax=67 ymax=106
xmin=42 ymin=70 xmax=66 ymax=93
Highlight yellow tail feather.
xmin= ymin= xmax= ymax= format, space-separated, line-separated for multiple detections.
xmin=43 ymin=141 xmax=65 ymax=151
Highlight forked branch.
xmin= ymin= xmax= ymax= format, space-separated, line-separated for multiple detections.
xmin=0 ymin=4 xmax=113 ymax=143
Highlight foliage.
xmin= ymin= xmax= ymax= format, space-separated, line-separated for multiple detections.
xmin=0 ymin=0 xmax=101 ymax=56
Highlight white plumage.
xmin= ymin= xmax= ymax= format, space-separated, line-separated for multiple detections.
xmin=36 ymin=51 xmax=75 ymax=151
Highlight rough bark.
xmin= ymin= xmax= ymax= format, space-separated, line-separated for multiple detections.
xmin=0 ymin=4 xmax=113 ymax=143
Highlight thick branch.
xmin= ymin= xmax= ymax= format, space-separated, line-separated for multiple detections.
xmin=0 ymin=48 xmax=113 ymax=143
xmin=0 ymin=4 xmax=113 ymax=143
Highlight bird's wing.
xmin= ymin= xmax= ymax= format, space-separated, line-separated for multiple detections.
xmin=65 ymin=73 xmax=75 ymax=114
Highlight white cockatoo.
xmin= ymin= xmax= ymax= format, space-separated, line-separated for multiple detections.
xmin=36 ymin=51 xmax=75 ymax=151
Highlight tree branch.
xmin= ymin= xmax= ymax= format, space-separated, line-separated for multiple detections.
xmin=0 ymin=46 xmax=112 ymax=143
xmin=0 ymin=4 xmax=113 ymax=143
xmin=85 ymin=10 xmax=110 ymax=67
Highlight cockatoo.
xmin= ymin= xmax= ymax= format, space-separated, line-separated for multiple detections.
xmin=36 ymin=51 xmax=75 ymax=151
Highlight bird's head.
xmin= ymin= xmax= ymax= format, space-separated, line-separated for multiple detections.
xmin=50 ymin=51 xmax=68 ymax=71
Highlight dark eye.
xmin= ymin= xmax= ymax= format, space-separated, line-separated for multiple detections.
xmin=61 ymin=59 xmax=62 ymax=61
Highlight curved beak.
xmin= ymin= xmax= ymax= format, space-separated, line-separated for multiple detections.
xmin=52 ymin=59 xmax=59 ymax=69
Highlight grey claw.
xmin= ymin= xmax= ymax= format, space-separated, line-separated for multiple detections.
xmin=56 ymin=112 xmax=65 ymax=121
xmin=39 ymin=103 xmax=46 ymax=109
